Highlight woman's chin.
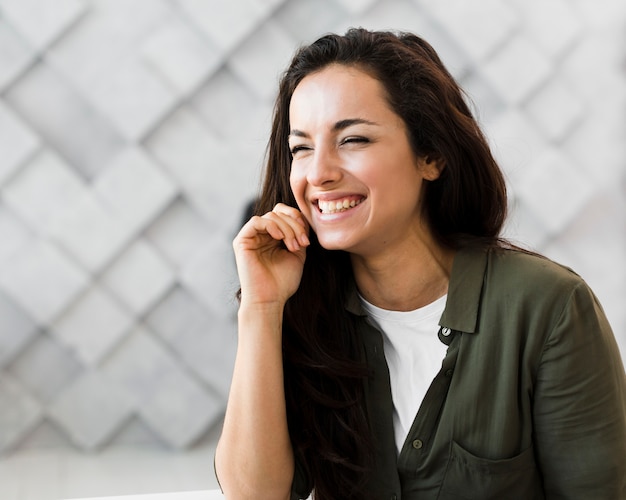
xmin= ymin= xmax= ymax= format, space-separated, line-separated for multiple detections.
xmin=316 ymin=234 xmax=355 ymax=252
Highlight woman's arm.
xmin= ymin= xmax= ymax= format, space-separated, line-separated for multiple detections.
xmin=533 ymin=282 xmax=626 ymax=499
xmin=216 ymin=304 xmax=294 ymax=499
xmin=215 ymin=204 xmax=310 ymax=499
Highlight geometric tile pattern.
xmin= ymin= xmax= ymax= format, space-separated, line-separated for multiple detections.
xmin=0 ymin=0 xmax=624 ymax=456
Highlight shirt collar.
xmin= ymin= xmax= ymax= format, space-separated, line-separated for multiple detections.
xmin=344 ymin=245 xmax=487 ymax=334
xmin=439 ymin=245 xmax=487 ymax=334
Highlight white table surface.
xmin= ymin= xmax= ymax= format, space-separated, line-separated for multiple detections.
xmin=62 ymin=490 xmax=224 ymax=500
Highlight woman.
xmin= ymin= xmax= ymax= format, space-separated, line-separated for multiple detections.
xmin=215 ymin=28 xmax=626 ymax=499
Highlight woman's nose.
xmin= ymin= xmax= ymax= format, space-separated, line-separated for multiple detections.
xmin=306 ymin=147 xmax=342 ymax=186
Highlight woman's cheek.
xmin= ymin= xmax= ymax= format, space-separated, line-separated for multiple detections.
xmin=289 ymin=172 xmax=306 ymax=212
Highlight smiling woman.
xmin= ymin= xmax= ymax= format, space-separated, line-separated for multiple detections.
xmin=214 ymin=28 xmax=626 ymax=500
xmin=287 ymin=64 xmax=443 ymax=260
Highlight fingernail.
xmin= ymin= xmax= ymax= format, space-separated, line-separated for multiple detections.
xmin=299 ymin=234 xmax=310 ymax=246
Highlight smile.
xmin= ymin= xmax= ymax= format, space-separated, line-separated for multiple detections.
xmin=317 ymin=197 xmax=364 ymax=214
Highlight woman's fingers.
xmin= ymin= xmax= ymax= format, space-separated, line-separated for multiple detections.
xmin=272 ymin=203 xmax=308 ymax=228
xmin=271 ymin=204 xmax=310 ymax=247
xmin=261 ymin=212 xmax=306 ymax=252
xmin=236 ymin=204 xmax=309 ymax=254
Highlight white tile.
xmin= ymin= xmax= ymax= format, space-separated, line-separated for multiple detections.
xmin=145 ymin=287 xmax=211 ymax=346
xmin=145 ymin=287 xmax=236 ymax=396
xmin=0 ymin=99 xmax=40 ymax=186
xmin=100 ymin=240 xmax=175 ymax=316
xmin=48 ymin=192 xmax=134 ymax=272
xmin=93 ymin=148 xmax=178 ymax=235
xmin=3 ymin=62 xmax=125 ymax=179
xmin=480 ymin=35 xmax=552 ymax=104
xmin=569 ymin=0 xmax=626 ymax=29
xmin=563 ymin=111 xmax=624 ymax=189
xmin=228 ymin=19 xmax=296 ymax=101
xmin=143 ymin=199 xmax=214 ymax=269
xmin=1 ymin=149 xmax=87 ymax=232
xmin=51 ymin=286 xmax=135 ymax=366
xmin=0 ymin=375 xmax=43 ymax=452
xmin=458 ymin=71 xmax=505 ymax=125
xmin=102 ymin=327 xmax=224 ymax=448
xmin=500 ymin=197 xmax=552 ymax=249
xmin=335 ymin=0 xmax=378 ymax=14
xmin=11 ymin=417 xmax=74 ymax=451
xmin=0 ymin=19 xmax=35 ymax=90
xmin=543 ymin=192 xmax=624 ymax=291
xmin=46 ymin=0 xmax=172 ymax=91
xmin=0 ymin=0 xmax=85 ymax=50
xmin=7 ymin=333 xmax=82 ymax=404
xmin=275 ymin=0 xmax=346 ymax=42
xmin=561 ymin=35 xmax=624 ymax=103
xmin=191 ymin=67 xmax=273 ymax=141
xmin=0 ymin=205 xmax=33 ymax=261
xmin=144 ymin=108 xmax=260 ymax=232
xmin=139 ymin=367 xmax=224 ymax=448
xmin=525 ymin=76 xmax=585 ymax=142
xmin=0 ymin=290 xmax=37 ymax=368
xmin=178 ymin=0 xmax=273 ymax=52
xmin=514 ymin=148 xmax=596 ymax=234
xmin=416 ymin=0 xmax=519 ymax=60
xmin=141 ymin=17 xmax=223 ymax=95
xmin=330 ymin=5 xmax=471 ymax=79
xmin=179 ymin=236 xmax=238 ymax=320
xmin=483 ymin=109 xmax=546 ymax=183
xmin=0 ymin=239 xmax=88 ymax=324
xmin=144 ymin=108 xmax=217 ymax=194
xmin=349 ymin=0 xmax=424 ymax=33
xmin=88 ymin=56 xmax=177 ymax=141
xmin=107 ymin=416 xmax=169 ymax=449
xmin=48 ymin=371 xmax=135 ymax=450
xmin=511 ymin=0 xmax=583 ymax=58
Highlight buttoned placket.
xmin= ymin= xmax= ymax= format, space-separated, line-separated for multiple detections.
xmin=360 ymin=313 xmax=461 ymax=498
xmin=396 ymin=327 xmax=460 ymax=476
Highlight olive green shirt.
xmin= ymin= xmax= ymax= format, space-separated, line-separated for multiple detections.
xmin=292 ymin=247 xmax=626 ymax=499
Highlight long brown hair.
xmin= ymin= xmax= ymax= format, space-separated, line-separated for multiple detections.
xmin=254 ymin=28 xmax=509 ymax=499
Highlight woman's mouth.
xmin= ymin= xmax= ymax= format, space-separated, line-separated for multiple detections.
xmin=317 ymin=197 xmax=364 ymax=214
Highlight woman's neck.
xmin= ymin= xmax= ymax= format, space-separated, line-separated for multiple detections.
xmin=351 ymin=237 xmax=455 ymax=312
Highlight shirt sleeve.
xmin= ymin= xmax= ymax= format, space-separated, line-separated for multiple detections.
xmin=290 ymin=454 xmax=313 ymax=500
xmin=533 ymin=281 xmax=626 ymax=499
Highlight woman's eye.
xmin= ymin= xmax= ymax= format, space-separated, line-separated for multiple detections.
xmin=290 ymin=145 xmax=310 ymax=156
xmin=341 ymin=136 xmax=369 ymax=146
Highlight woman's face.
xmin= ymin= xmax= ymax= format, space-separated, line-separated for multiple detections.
xmin=288 ymin=64 xmax=441 ymax=258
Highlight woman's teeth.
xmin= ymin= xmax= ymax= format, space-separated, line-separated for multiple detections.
xmin=318 ymin=198 xmax=363 ymax=214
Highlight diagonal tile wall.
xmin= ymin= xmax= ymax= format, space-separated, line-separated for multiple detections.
xmin=0 ymin=0 xmax=624 ymax=455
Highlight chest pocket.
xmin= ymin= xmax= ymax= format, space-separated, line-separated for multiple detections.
xmin=437 ymin=441 xmax=544 ymax=500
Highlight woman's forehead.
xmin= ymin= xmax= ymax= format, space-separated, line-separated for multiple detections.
xmin=289 ymin=65 xmax=394 ymax=128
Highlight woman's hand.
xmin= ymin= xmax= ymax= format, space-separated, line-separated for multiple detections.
xmin=219 ymin=204 xmax=306 ymax=498
xmin=233 ymin=203 xmax=310 ymax=307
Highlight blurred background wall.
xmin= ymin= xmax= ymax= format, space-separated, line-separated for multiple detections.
xmin=0 ymin=0 xmax=624 ymax=458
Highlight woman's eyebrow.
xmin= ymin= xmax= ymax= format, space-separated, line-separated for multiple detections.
xmin=333 ymin=118 xmax=378 ymax=131
xmin=289 ymin=118 xmax=379 ymax=138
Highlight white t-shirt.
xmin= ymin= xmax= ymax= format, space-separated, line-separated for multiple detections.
xmin=360 ymin=294 xmax=448 ymax=454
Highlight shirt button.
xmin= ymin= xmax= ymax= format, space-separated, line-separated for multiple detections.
xmin=412 ymin=439 xmax=423 ymax=449
xmin=441 ymin=327 xmax=451 ymax=336
xmin=445 ymin=369 xmax=453 ymax=377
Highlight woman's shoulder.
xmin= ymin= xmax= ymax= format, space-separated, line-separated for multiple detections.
xmin=487 ymin=246 xmax=584 ymax=291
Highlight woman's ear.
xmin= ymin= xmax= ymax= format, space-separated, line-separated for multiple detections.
xmin=418 ymin=155 xmax=445 ymax=181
